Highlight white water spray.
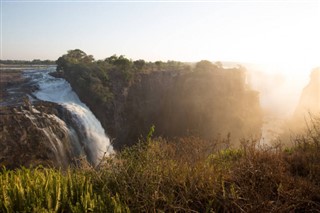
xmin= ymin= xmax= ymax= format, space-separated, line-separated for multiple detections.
xmin=24 ymin=110 xmax=71 ymax=167
xmin=246 ymin=63 xmax=312 ymax=145
xmin=26 ymin=67 xmax=113 ymax=166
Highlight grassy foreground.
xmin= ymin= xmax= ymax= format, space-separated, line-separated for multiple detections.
xmin=1 ymin=118 xmax=320 ymax=212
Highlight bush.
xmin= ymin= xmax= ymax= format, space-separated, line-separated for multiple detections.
xmin=90 ymin=137 xmax=243 ymax=212
xmin=1 ymin=116 xmax=320 ymax=212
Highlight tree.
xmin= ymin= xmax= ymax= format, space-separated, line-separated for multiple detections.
xmin=105 ymin=55 xmax=132 ymax=71
xmin=133 ymin=59 xmax=146 ymax=71
xmin=56 ymin=49 xmax=95 ymax=72
xmin=155 ymin=61 xmax=163 ymax=71
xmin=67 ymin=49 xmax=86 ymax=61
xmin=104 ymin=55 xmax=118 ymax=64
xmin=194 ymin=60 xmax=218 ymax=72
xmin=113 ymin=55 xmax=132 ymax=69
xmin=56 ymin=55 xmax=71 ymax=72
xmin=64 ymin=49 xmax=94 ymax=63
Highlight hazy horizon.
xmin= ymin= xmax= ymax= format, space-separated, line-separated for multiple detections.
xmin=1 ymin=1 xmax=319 ymax=71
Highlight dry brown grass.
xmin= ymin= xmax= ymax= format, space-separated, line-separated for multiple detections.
xmin=2 ymin=117 xmax=320 ymax=212
xmin=89 ymin=116 xmax=320 ymax=212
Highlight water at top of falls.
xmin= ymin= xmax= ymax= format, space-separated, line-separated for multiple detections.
xmin=25 ymin=67 xmax=114 ymax=165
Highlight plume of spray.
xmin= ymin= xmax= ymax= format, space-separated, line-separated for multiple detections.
xmin=245 ymin=63 xmax=311 ymax=145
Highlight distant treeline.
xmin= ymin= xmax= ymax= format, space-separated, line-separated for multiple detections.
xmin=0 ymin=59 xmax=55 ymax=65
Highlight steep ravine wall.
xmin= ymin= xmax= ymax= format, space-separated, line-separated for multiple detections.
xmin=283 ymin=67 xmax=320 ymax=138
xmin=294 ymin=68 xmax=320 ymax=118
xmin=62 ymin=67 xmax=263 ymax=150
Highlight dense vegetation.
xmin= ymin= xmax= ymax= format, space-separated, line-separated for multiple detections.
xmin=1 ymin=117 xmax=320 ymax=212
xmin=56 ymin=49 xmax=188 ymax=104
xmin=56 ymin=49 xmax=262 ymax=149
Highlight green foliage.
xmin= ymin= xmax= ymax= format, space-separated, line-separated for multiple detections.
xmin=146 ymin=125 xmax=155 ymax=142
xmin=56 ymin=50 xmax=114 ymax=104
xmin=0 ymin=167 xmax=128 ymax=212
xmin=55 ymin=49 xmax=192 ymax=108
xmin=207 ymin=148 xmax=243 ymax=169
xmin=133 ymin=59 xmax=145 ymax=71
xmin=1 ymin=119 xmax=320 ymax=212
xmin=104 ymin=55 xmax=134 ymax=81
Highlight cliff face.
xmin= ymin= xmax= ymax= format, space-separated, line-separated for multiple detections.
xmin=295 ymin=67 xmax=320 ymax=118
xmin=116 ymin=71 xmax=181 ymax=147
xmin=114 ymin=69 xmax=261 ymax=148
xmin=0 ymin=101 xmax=76 ymax=169
xmin=285 ymin=67 xmax=320 ymax=136
xmin=162 ymin=70 xmax=261 ymax=141
xmin=56 ymin=50 xmax=262 ymax=149
xmin=63 ymin=66 xmax=262 ymax=149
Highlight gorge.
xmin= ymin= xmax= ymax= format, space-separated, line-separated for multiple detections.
xmin=56 ymin=50 xmax=263 ymax=150
xmin=1 ymin=50 xmax=318 ymax=169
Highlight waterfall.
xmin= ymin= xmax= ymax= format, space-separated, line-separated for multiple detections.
xmin=25 ymin=67 xmax=113 ymax=166
xmin=24 ymin=110 xmax=72 ymax=167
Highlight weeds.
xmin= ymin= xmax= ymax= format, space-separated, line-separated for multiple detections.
xmin=0 ymin=167 xmax=128 ymax=212
xmin=1 ymin=116 xmax=320 ymax=212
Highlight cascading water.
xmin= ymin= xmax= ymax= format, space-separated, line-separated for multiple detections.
xmin=25 ymin=67 xmax=113 ymax=166
xmin=24 ymin=110 xmax=71 ymax=167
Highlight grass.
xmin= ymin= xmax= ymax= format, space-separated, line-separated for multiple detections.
xmin=0 ymin=167 xmax=128 ymax=212
xmin=1 ymin=117 xmax=320 ymax=212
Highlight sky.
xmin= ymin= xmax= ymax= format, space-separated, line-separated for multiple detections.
xmin=1 ymin=0 xmax=319 ymax=118
xmin=1 ymin=0 xmax=319 ymax=71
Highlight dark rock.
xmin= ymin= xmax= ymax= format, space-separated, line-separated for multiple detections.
xmin=0 ymin=102 xmax=76 ymax=169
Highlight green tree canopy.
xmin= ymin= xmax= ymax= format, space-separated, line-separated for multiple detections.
xmin=105 ymin=55 xmax=133 ymax=71
xmin=56 ymin=49 xmax=94 ymax=71
xmin=133 ymin=59 xmax=146 ymax=71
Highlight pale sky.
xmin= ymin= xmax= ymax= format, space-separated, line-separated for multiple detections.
xmin=1 ymin=0 xmax=319 ymax=70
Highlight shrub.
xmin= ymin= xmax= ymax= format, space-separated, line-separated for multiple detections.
xmin=1 ymin=116 xmax=320 ymax=212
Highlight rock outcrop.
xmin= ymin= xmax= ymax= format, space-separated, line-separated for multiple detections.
xmin=0 ymin=101 xmax=78 ymax=169
xmin=0 ymin=69 xmax=85 ymax=169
